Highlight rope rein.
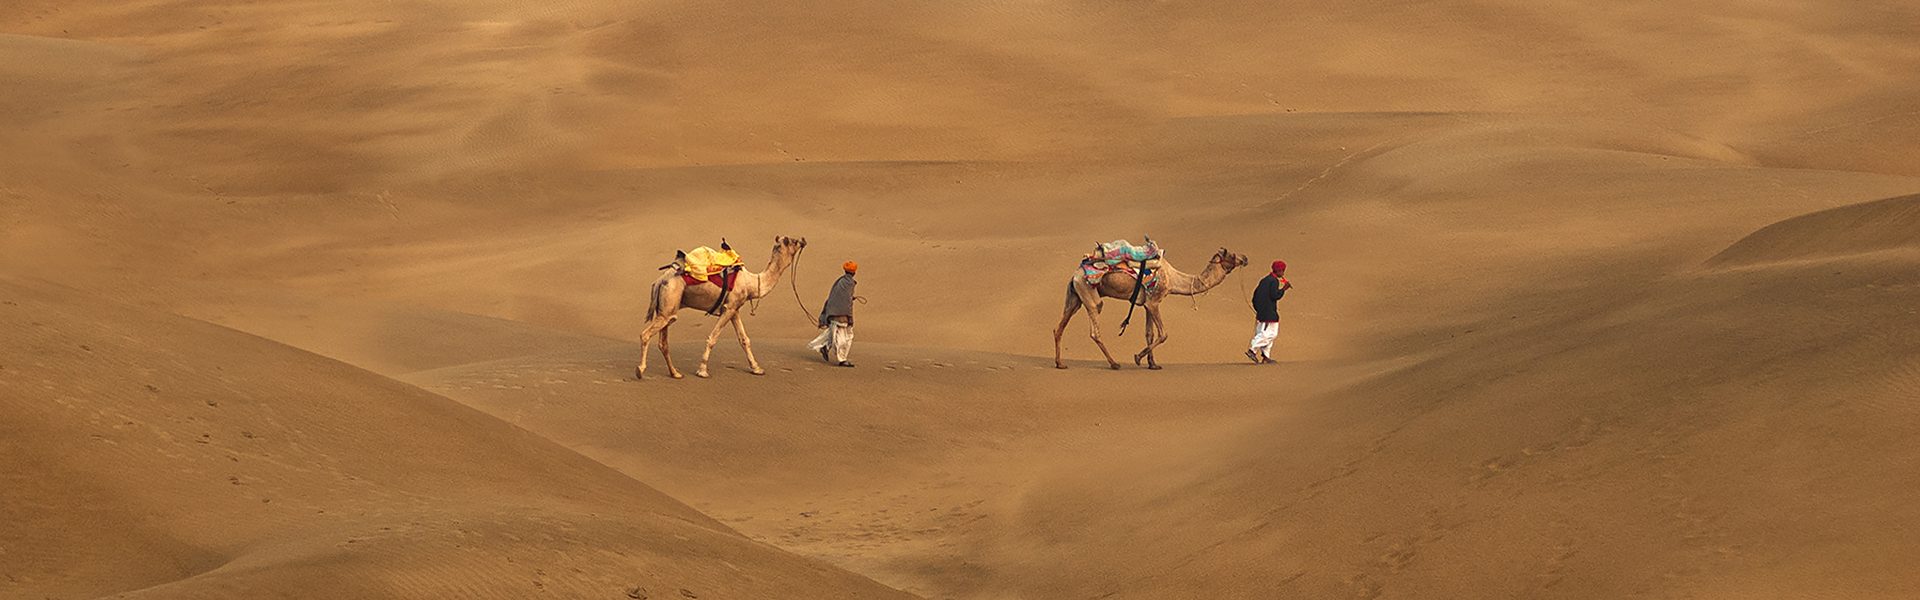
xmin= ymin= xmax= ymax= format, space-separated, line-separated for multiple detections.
xmin=787 ymin=248 xmax=821 ymax=328
xmin=1238 ymin=274 xmax=1250 ymax=309
xmin=786 ymin=248 xmax=868 ymax=329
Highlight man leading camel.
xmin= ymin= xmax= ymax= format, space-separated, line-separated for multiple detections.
xmin=1247 ymin=260 xmax=1292 ymax=364
xmin=810 ymin=261 xmax=859 ymax=367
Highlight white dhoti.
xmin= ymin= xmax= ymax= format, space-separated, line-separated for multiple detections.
xmin=808 ymin=319 xmax=854 ymax=363
xmin=1249 ymin=321 xmax=1279 ymax=356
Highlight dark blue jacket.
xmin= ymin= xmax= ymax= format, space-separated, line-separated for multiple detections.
xmin=1252 ymin=274 xmax=1286 ymax=322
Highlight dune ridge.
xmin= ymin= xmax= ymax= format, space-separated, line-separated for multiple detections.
xmin=1707 ymin=193 xmax=1920 ymax=267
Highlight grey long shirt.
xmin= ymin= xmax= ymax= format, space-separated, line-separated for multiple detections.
xmin=818 ymin=273 xmax=857 ymax=326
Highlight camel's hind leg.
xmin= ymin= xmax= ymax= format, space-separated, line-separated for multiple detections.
xmin=638 ymin=318 xmax=659 ymax=379
xmin=637 ymin=314 xmax=683 ymax=379
xmin=1076 ymin=286 xmax=1123 ymax=370
xmin=695 ymin=305 xmax=738 ymax=378
xmin=657 ymin=319 xmax=683 ymax=378
xmin=1054 ymin=281 xmax=1084 ymax=369
xmin=730 ymin=313 xmax=765 ymax=375
xmin=639 ymin=279 xmax=687 ymax=380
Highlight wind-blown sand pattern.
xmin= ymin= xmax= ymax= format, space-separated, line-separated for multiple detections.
xmin=5 ymin=1 xmax=1919 ymax=598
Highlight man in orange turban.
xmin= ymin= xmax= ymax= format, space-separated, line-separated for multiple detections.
xmin=809 ymin=260 xmax=860 ymax=366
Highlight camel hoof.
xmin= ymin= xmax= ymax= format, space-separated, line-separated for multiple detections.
xmin=1055 ymin=364 xmax=1068 ymax=370
xmin=749 ymin=368 xmax=766 ymax=376
xmin=671 ymin=372 xmax=685 ymax=379
xmin=635 ymin=370 xmax=645 ymax=380
xmin=1132 ymin=355 xmax=1144 ymax=366
xmin=695 ymin=370 xmax=710 ymax=379
xmin=1147 ymin=364 xmax=1163 ymax=371
xmin=1107 ymin=363 xmax=1122 ymax=371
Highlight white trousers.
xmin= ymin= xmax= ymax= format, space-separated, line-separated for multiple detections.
xmin=809 ymin=320 xmax=854 ymax=362
xmin=1249 ymin=321 xmax=1279 ymax=355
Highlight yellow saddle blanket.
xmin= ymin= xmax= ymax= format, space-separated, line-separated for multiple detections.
xmin=680 ymin=246 xmax=743 ymax=283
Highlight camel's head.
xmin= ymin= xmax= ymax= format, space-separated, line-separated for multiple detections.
xmin=1212 ymin=247 xmax=1249 ymax=272
xmin=773 ymin=235 xmax=808 ymax=254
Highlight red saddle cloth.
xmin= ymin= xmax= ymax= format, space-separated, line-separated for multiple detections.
xmin=683 ymin=267 xmax=741 ymax=290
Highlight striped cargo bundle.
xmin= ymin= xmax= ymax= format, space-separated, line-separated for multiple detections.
xmin=1080 ymin=239 xmax=1163 ymax=292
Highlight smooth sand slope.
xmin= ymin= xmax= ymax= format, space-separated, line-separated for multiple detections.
xmin=6 ymin=0 xmax=1920 ymax=599
xmin=0 ymin=279 xmax=912 ymax=599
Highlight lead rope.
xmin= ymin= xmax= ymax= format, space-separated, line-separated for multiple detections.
xmin=788 ymin=248 xmax=818 ymax=328
xmin=1238 ymin=271 xmax=1252 ymax=309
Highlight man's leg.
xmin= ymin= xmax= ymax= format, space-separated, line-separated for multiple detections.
xmin=1246 ymin=322 xmax=1268 ymax=363
xmin=833 ymin=321 xmax=855 ymax=365
xmin=1257 ymin=322 xmax=1279 ymax=363
xmin=1249 ymin=322 xmax=1275 ymax=362
xmin=809 ymin=327 xmax=833 ymax=362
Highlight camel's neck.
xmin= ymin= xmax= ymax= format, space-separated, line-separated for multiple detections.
xmin=1163 ymin=260 xmax=1231 ymax=296
xmin=751 ymin=247 xmax=799 ymax=297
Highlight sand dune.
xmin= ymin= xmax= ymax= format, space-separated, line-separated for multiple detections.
xmin=1708 ymin=193 xmax=1920 ymax=267
xmin=0 ymin=280 xmax=910 ymax=599
xmin=7 ymin=0 xmax=1920 ymax=598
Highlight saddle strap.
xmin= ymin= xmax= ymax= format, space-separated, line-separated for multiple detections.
xmin=1119 ymin=259 xmax=1151 ymax=335
xmin=706 ymin=266 xmax=742 ymax=316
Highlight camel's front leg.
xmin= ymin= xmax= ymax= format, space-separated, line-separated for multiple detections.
xmin=730 ymin=313 xmax=765 ymax=375
xmin=1135 ymin=304 xmax=1168 ymax=370
xmin=695 ymin=306 xmax=737 ymax=378
xmin=1132 ymin=304 xmax=1156 ymax=366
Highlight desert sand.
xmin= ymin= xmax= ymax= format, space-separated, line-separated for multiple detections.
xmin=4 ymin=1 xmax=1919 ymax=598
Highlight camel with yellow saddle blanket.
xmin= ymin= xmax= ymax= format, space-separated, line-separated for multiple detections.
xmin=1055 ymin=239 xmax=1249 ymax=370
xmin=671 ymin=242 xmax=744 ymax=285
xmin=639 ymin=236 xmax=807 ymax=379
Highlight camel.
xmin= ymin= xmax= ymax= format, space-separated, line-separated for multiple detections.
xmin=638 ymin=235 xmax=807 ymax=379
xmin=1053 ymin=246 xmax=1249 ymax=370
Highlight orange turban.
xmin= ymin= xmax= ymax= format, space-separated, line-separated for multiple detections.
xmin=843 ymin=261 xmax=858 ymax=274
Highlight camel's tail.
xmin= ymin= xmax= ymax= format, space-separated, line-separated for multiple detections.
xmin=646 ymin=278 xmax=665 ymax=321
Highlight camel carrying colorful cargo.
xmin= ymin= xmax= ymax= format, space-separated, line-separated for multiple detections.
xmin=1081 ymin=238 xmax=1165 ymax=291
xmin=1056 ymin=238 xmax=1249 ymax=371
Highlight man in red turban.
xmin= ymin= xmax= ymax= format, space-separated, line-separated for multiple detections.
xmin=1247 ymin=260 xmax=1292 ymax=364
